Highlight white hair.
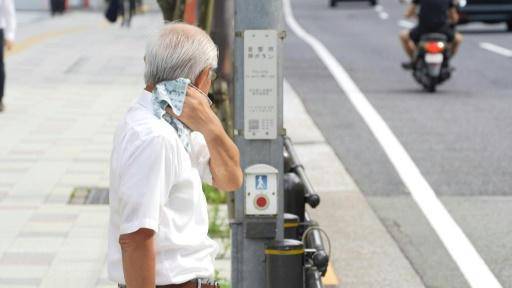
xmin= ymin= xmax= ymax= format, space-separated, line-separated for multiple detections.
xmin=144 ymin=23 xmax=218 ymax=85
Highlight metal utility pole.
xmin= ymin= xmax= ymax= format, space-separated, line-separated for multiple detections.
xmin=232 ymin=0 xmax=284 ymax=287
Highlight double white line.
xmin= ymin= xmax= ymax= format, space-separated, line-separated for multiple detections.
xmin=282 ymin=0 xmax=503 ymax=287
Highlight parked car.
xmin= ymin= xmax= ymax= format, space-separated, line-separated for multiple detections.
xmin=457 ymin=0 xmax=512 ymax=31
xmin=330 ymin=0 xmax=377 ymax=7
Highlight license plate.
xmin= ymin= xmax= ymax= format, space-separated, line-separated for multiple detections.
xmin=425 ymin=53 xmax=443 ymax=64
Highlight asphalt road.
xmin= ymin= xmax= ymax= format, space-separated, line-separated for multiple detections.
xmin=283 ymin=0 xmax=512 ymax=287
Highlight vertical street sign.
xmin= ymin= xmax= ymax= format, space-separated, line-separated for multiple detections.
xmin=244 ymin=30 xmax=279 ymax=140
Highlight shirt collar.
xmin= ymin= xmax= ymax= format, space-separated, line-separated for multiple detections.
xmin=136 ymin=89 xmax=153 ymax=111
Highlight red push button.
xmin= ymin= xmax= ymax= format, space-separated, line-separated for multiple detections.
xmin=254 ymin=194 xmax=268 ymax=209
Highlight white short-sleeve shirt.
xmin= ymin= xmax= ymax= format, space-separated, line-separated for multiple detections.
xmin=108 ymin=90 xmax=218 ymax=285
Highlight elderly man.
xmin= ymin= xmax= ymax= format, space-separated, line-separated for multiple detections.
xmin=108 ymin=23 xmax=243 ymax=288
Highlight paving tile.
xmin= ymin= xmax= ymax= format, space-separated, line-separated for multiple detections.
xmin=58 ymin=174 xmax=102 ymax=186
xmin=41 ymin=257 xmax=105 ymax=287
xmin=19 ymin=222 xmax=74 ymax=235
xmin=0 ymin=164 xmax=31 ymax=173
xmin=0 ymin=265 xmax=48 ymax=279
xmin=1 ymin=194 xmax=47 ymax=206
xmin=68 ymin=227 xmax=108 ymax=239
xmin=29 ymin=212 xmax=78 ymax=223
xmin=74 ymin=210 xmax=109 ymax=227
xmin=0 ymin=182 xmax=14 ymax=189
xmin=0 ymin=172 xmax=28 ymax=183
xmin=17 ymin=231 xmax=69 ymax=238
xmin=5 ymin=237 xmax=65 ymax=253
xmin=95 ymin=278 xmax=116 ymax=288
xmin=54 ymin=238 xmax=106 ymax=262
xmin=45 ymin=193 xmax=70 ymax=204
xmin=0 ymin=210 xmax=34 ymax=228
xmin=0 ymin=238 xmax=14 ymax=255
xmin=0 ymin=252 xmax=55 ymax=266
xmin=0 ymin=278 xmax=41 ymax=286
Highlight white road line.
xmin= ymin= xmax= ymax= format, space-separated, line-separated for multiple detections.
xmin=480 ymin=42 xmax=512 ymax=58
xmin=398 ymin=19 xmax=415 ymax=29
xmin=282 ymin=0 xmax=503 ymax=288
xmin=379 ymin=12 xmax=389 ymax=20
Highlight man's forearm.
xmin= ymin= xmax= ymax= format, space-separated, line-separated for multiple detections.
xmin=119 ymin=229 xmax=156 ymax=288
xmin=203 ymin=121 xmax=243 ymax=192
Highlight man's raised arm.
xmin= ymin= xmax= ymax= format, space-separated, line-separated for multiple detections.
xmin=169 ymin=79 xmax=243 ymax=192
xmin=202 ymin=118 xmax=243 ymax=192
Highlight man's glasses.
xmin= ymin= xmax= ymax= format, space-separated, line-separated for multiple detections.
xmin=209 ymin=69 xmax=217 ymax=81
xmin=189 ymin=83 xmax=214 ymax=108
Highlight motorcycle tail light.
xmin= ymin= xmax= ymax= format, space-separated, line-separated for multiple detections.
xmin=424 ymin=41 xmax=445 ymax=53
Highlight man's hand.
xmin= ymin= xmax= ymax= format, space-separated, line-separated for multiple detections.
xmin=4 ymin=40 xmax=13 ymax=51
xmin=166 ymin=85 xmax=221 ymax=137
xmin=165 ymin=84 xmax=243 ymax=192
xmin=119 ymin=228 xmax=156 ymax=288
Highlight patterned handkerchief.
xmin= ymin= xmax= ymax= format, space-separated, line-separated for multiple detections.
xmin=152 ymin=78 xmax=192 ymax=152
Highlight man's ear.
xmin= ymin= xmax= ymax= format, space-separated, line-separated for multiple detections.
xmin=194 ymin=67 xmax=210 ymax=92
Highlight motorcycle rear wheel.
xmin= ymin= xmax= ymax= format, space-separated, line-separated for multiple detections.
xmin=426 ymin=82 xmax=437 ymax=93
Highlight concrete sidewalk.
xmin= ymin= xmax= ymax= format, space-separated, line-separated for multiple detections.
xmin=0 ymin=11 xmax=162 ymax=288
xmin=284 ymin=81 xmax=425 ymax=288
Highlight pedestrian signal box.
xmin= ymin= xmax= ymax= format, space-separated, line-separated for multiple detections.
xmin=245 ymin=164 xmax=278 ymax=215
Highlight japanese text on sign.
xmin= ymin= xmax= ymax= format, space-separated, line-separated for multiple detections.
xmin=244 ymin=30 xmax=278 ymax=140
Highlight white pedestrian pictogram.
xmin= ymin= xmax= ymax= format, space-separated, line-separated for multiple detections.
xmin=256 ymin=175 xmax=267 ymax=190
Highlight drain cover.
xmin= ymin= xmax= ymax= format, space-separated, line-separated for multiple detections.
xmin=68 ymin=187 xmax=109 ymax=205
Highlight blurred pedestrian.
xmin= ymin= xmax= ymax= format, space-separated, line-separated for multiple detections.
xmin=105 ymin=0 xmax=121 ymax=23
xmin=120 ymin=0 xmax=136 ymax=27
xmin=157 ymin=0 xmax=183 ymax=22
xmin=135 ymin=0 xmax=143 ymax=12
xmin=50 ymin=0 xmax=65 ymax=16
xmin=0 ymin=0 xmax=16 ymax=112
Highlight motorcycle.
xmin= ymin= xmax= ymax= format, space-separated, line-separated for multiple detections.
xmin=412 ymin=33 xmax=453 ymax=92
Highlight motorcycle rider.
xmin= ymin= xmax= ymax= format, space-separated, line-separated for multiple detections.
xmin=400 ymin=0 xmax=463 ymax=69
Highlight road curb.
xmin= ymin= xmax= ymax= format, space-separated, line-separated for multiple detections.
xmin=284 ymin=80 xmax=426 ymax=288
